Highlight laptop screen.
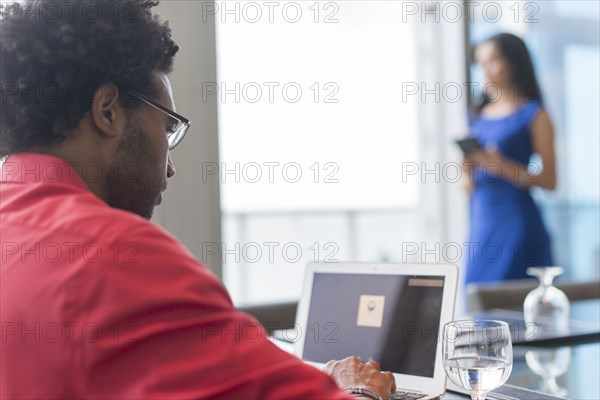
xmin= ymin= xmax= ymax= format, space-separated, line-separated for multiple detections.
xmin=302 ymin=273 xmax=445 ymax=378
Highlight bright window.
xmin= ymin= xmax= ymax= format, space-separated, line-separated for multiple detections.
xmin=215 ymin=1 xmax=421 ymax=304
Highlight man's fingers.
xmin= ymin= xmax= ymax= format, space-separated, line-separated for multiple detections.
xmin=322 ymin=359 xmax=338 ymax=373
xmin=384 ymin=371 xmax=396 ymax=393
xmin=366 ymin=359 xmax=381 ymax=370
xmin=347 ymin=355 xmax=362 ymax=363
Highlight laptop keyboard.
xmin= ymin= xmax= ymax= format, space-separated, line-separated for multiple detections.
xmin=391 ymin=390 xmax=428 ymax=399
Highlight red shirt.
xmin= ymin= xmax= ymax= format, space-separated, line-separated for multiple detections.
xmin=1 ymin=153 xmax=351 ymax=399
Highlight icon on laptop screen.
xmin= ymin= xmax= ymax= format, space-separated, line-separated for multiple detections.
xmin=357 ymin=295 xmax=386 ymax=328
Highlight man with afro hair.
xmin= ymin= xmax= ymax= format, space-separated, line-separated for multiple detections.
xmin=0 ymin=1 xmax=395 ymax=398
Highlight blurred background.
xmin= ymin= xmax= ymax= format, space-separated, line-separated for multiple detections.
xmin=152 ymin=1 xmax=599 ymax=309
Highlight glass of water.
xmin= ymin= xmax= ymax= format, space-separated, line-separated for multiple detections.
xmin=442 ymin=320 xmax=513 ymax=400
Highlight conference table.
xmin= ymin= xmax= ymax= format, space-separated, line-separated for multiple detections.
xmin=272 ymin=299 xmax=600 ymax=400
xmin=447 ymin=298 xmax=600 ymax=400
xmin=445 ymin=341 xmax=599 ymax=399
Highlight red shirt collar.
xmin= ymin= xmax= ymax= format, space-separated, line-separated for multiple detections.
xmin=1 ymin=152 xmax=90 ymax=191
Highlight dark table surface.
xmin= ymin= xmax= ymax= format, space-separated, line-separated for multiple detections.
xmin=275 ymin=299 xmax=600 ymax=399
xmin=507 ymin=341 xmax=600 ymax=399
xmin=448 ymin=299 xmax=600 ymax=399
xmin=468 ymin=298 xmax=600 ymax=346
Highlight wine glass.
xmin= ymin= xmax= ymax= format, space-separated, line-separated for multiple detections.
xmin=443 ymin=320 xmax=513 ymax=400
xmin=525 ymin=347 xmax=571 ymax=397
xmin=523 ymin=267 xmax=570 ymax=334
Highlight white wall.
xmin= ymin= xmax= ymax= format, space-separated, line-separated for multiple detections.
xmin=153 ymin=1 xmax=223 ymax=276
xmin=414 ymin=3 xmax=469 ymax=313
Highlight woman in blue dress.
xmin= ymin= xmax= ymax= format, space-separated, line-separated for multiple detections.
xmin=464 ymin=33 xmax=557 ymax=284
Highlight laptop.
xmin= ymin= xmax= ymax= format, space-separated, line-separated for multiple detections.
xmin=294 ymin=262 xmax=458 ymax=400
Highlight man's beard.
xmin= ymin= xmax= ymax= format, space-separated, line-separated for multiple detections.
xmin=107 ymin=115 xmax=166 ymax=220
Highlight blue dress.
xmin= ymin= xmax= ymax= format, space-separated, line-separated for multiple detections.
xmin=466 ymin=101 xmax=553 ymax=284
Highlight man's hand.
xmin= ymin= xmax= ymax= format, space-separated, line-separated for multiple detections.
xmin=323 ymin=356 xmax=396 ymax=400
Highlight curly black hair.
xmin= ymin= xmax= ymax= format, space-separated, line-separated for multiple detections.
xmin=0 ymin=0 xmax=179 ymax=157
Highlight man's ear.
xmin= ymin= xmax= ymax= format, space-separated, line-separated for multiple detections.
xmin=90 ymin=84 xmax=125 ymax=139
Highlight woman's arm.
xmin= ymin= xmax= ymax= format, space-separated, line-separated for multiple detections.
xmin=527 ymin=109 xmax=557 ymax=190
xmin=461 ymin=158 xmax=475 ymax=194
xmin=466 ymin=109 xmax=557 ymax=190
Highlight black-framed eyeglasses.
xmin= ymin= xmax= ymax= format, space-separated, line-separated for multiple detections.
xmin=126 ymin=90 xmax=191 ymax=150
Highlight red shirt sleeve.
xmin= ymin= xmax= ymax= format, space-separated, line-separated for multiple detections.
xmin=75 ymin=222 xmax=353 ymax=399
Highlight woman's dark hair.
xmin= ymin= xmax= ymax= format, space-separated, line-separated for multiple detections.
xmin=473 ymin=32 xmax=543 ymax=115
xmin=0 ymin=0 xmax=179 ymax=157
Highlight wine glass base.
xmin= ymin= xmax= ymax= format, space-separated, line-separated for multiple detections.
xmin=470 ymin=395 xmax=487 ymax=400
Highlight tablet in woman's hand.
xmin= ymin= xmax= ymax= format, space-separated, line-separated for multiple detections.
xmin=455 ymin=137 xmax=483 ymax=155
